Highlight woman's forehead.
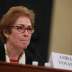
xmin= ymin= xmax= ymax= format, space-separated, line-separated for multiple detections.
xmin=14 ymin=16 xmax=32 ymax=26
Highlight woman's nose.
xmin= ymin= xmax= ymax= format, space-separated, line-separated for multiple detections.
xmin=23 ymin=30 xmax=29 ymax=36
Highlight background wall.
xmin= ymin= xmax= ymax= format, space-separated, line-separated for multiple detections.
xmin=49 ymin=0 xmax=72 ymax=55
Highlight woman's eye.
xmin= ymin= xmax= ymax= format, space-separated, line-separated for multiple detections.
xmin=16 ymin=26 xmax=23 ymax=30
xmin=27 ymin=27 xmax=32 ymax=31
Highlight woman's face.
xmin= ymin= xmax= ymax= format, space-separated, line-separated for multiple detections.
xmin=6 ymin=16 xmax=33 ymax=49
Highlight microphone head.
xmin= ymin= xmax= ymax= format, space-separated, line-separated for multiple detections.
xmin=32 ymin=61 xmax=38 ymax=66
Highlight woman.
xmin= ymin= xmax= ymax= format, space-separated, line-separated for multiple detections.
xmin=0 ymin=6 xmax=38 ymax=65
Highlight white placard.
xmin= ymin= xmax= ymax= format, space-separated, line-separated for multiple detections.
xmin=49 ymin=52 xmax=72 ymax=70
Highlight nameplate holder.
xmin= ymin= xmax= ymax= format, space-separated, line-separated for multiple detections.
xmin=49 ymin=52 xmax=72 ymax=70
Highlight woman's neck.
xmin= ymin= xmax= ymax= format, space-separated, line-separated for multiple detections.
xmin=5 ymin=42 xmax=24 ymax=61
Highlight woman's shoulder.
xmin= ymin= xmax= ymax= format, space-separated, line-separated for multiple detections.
xmin=0 ymin=40 xmax=6 ymax=61
xmin=25 ymin=49 xmax=44 ymax=66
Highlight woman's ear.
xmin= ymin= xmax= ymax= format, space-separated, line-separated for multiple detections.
xmin=3 ymin=31 xmax=9 ymax=39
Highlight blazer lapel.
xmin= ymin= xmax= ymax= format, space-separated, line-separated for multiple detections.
xmin=0 ymin=42 xmax=6 ymax=61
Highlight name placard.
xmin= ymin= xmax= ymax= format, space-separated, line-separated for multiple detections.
xmin=49 ymin=52 xmax=72 ymax=70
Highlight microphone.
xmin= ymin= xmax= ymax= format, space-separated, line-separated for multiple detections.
xmin=32 ymin=61 xmax=38 ymax=66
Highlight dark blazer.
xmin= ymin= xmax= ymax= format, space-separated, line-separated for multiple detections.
xmin=0 ymin=41 xmax=44 ymax=66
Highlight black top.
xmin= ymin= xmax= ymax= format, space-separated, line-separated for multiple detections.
xmin=0 ymin=40 xmax=44 ymax=66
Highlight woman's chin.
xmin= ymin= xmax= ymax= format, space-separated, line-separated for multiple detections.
xmin=17 ymin=42 xmax=29 ymax=50
xmin=21 ymin=44 xmax=28 ymax=49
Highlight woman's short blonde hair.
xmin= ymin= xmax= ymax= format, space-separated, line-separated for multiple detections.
xmin=0 ymin=6 xmax=35 ymax=43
